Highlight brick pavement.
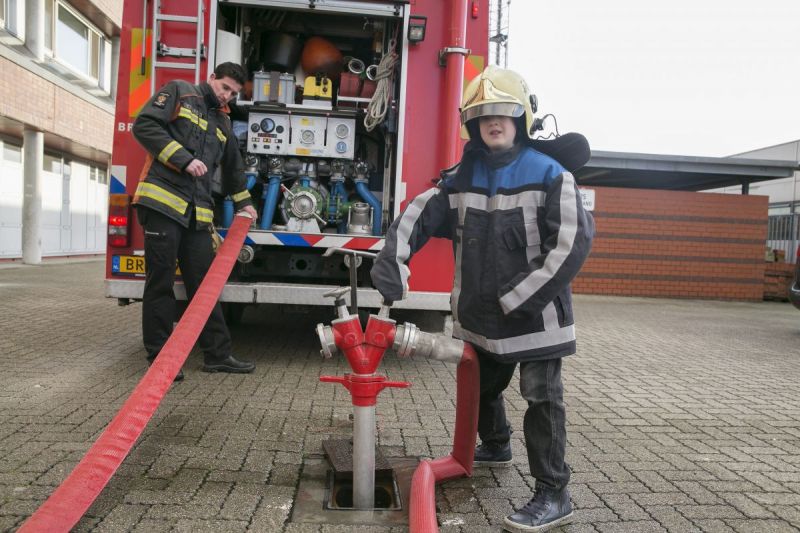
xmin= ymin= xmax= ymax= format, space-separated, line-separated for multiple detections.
xmin=1 ymin=260 xmax=799 ymax=532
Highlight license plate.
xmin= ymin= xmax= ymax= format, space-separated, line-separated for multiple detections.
xmin=112 ymin=255 xmax=146 ymax=275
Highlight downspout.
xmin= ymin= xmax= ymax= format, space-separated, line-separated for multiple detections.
xmin=440 ymin=0 xmax=470 ymax=170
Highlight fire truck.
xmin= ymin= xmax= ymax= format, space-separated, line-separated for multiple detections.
xmin=105 ymin=0 xmax=489 ymax=319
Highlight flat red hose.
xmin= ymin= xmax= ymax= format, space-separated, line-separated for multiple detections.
xmin=409 ymin=343 xmax=479 ymax=532
xmin=19 ymin=215 xmax=252 ymax=533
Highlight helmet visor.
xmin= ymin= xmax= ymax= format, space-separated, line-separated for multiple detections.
xmin=461 ymin=102 xmax=524 ymax=124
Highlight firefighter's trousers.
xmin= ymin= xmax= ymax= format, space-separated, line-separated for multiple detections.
xmin=138 ymin=207 xmax=233 ymax=364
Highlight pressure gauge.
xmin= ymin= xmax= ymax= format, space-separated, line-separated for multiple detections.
xmin=336 ymin=142 xmax=347 ymax=154
xmin=335 ymin=123 xmax=350 ymax=139
xmin=301 ymin=129 xmax=315 ymax=144
xmin=250 ymin=123 xmax=260 ymax=132
xmin=260 ymin=117 xmax=276 ymax=133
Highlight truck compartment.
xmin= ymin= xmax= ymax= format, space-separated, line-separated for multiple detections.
xmin=211 ymin=1 xmax=406 ymax=285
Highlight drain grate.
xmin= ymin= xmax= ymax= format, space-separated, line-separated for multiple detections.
xmin=322 ymin=438 xmax=393 ymax=474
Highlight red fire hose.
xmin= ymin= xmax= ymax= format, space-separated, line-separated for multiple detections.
xmin=18 ymin=215 xmax=252 ymax=533
xmin=409 ymin=343 xmax=479 ymax=532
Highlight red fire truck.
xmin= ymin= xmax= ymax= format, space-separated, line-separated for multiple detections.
xmin=105 ymin=0 xmax=488 ymax=319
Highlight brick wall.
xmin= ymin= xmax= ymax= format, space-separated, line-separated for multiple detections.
xmin=574 ymin=187 xmax=768 ymax=301
xmin=764 ymin=262 xmax=795 ymax=301
xmin=0 ymin=57 xmax=114 ymax=154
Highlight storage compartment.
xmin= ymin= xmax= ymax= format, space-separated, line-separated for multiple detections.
xmin=214 ymin=1 xmax=406 ymax=265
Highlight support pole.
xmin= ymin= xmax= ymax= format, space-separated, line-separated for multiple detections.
xmin=22 ymin=129 xmax=44 ymax=265
xmin=352 ymin=404 xmax=376 ymax=509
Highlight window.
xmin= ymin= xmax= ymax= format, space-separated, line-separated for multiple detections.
xmin=2 ymin=141 xmax=21 ymax=163
xmin=1 ymin=0 xmax=22 ymax=38
xmin=45 ymin=1 xmax=110 ymax=91
xmin=43 ymin=153 xmax=63 ymax=174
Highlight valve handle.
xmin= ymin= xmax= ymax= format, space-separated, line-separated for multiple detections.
xmin=383 ymin=380 xmax=411 ymax=389
xmin=324 ymin=286 xmax=350 ymax=299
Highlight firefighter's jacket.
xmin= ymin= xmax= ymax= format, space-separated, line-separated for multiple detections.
xmin=132 ymin=80 xmax=252 ymax=228
xmin=371 ymin=143 xmax=595 ymax=362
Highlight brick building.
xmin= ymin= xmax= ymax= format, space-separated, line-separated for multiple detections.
xmin=0 ymin=0 xmax=121 ymax=261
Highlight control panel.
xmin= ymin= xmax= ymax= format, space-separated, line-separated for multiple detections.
xmin=246 ymin=112 xmax=356 ymax=159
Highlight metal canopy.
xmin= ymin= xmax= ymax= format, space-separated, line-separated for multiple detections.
xmin=575 ymin=150 xmax=799 ymax=191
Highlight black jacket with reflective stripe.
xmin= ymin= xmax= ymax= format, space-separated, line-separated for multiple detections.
xmin=371 ymin=143 xmax=594 ymax=362
xmin=132 ymin=80 xmax=252 ymax=228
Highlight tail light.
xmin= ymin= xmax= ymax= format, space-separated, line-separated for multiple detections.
xmin=471 ymin=1 xmax=479 ymax=18
xmin=108 ymin=194 xmax=131 ymax=247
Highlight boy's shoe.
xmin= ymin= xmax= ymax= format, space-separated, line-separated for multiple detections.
xmin=473 ymin=441 xmax=512 ymax=467
xmin=202 ymin=354 xmax=255 ymax=373
xmin=503 ymin=486 xmax=573 ymax=532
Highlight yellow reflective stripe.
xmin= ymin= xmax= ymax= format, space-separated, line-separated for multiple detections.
xmin=231 ymin=190 xmax=251 ymax=202
xmin=216 ymin=128 xmax=227 ymax=143
xmin=158 ymin=140 xmax=182 ymax=164
xmin=177 ymin=107 xmax=207 ymax=130
xmin=134 ymin=182 xmax=188 ymax=215
xmin=195 ymin=207 xmax=214 ymax=223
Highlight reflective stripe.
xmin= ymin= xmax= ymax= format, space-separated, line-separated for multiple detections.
xmin=394 ymin=188 xmax=439 ymax=299
xmin=542 ymin=302 xmax=559 ymax=330
xmin=451 ymin=226 xmax=464 ymax=325
xmin=448 ymin=190 xmax=545 ymax=224
xmin=216 ymin=128 xmax=227 ymax=143
xmin=453 ymin=321 xmax=575 ymax=355
xmin=195 ymin=206 xmax=214 ymax=223
xmin=499 ymin=172 xmax=579 ymax=314
xmin=231 ymin=190 xmax=251 ymax=202
xmin=158 ymin=140 xmax=182 ymax=164
xmin=178 ymin=107 xmax=208 ymax=130
xmin=134 ymin=182 xmax=188 ymax=215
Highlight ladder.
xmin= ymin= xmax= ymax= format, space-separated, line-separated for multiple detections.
xmin=149 ymin=0 xmax=206 ymax=94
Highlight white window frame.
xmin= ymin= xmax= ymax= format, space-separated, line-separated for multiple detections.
xmin=45 ymin=0 xmax=110 ymax=92
xmin=1 ymin=0 xmax=25 ymax=40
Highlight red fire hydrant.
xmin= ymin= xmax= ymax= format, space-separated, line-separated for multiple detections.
xmin=317 ymin=287 xmax=409 ymax=509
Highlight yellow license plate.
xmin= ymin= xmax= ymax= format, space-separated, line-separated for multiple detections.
xmin=112 ymin=255 xmax=180 ymax=275
xmin=112 ymin=255 xmax=146 ymax=274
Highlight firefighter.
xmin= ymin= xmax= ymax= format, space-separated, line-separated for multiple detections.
xmin=370 ymin=66 xmax=594 ymax=532
xmin=132 ymin=62 xmax=258 ymax=380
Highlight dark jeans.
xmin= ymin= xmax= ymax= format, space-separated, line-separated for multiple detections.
xmin=477 ymin=349 xmax=570 ymax=490
xmin=139 ymin=207 xmax=232 ymax=364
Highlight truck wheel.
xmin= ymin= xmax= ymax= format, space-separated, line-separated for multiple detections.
xmin=222 ymin=303 xmax=247 ymax=326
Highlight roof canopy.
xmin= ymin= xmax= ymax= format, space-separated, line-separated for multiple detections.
xmin=575 ymin=150 xmax=798 ymax=191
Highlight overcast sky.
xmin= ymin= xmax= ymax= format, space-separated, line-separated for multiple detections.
xmin=507 ymin=1 xmax=800 ymax=158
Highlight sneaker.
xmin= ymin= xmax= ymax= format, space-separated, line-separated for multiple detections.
xmin=503 ymin=485 xmax=573 ymax=532
xmin=202 ymin=354 xmax=255 ymax=373
xmin=473 ymin=441 xmax=512 ymax=467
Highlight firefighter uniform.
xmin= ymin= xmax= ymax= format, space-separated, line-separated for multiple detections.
xmin=371 ymin=65 xmax=593 ymax=530
xmin=132 ymin=80 xmax=253 ymax=365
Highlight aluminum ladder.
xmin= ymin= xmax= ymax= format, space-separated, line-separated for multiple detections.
xmin=149 ymin=0 xmax=206 ymax=94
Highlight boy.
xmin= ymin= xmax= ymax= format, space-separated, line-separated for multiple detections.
xmin=370 ymin=66 xmax=594 ymax=532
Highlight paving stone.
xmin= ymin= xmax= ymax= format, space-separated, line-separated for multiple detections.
xmin=692 ymin=519 xmax=736 ymax=533
xmin=94 ymin=504 xmax=149 ymax=532
xmin=723 ymin=519 xmax=799 ymax=533
xmin=595 ymin=521 xmax=667 ymax=533
xmin=172 ymin=518 xmax=249 ymax=532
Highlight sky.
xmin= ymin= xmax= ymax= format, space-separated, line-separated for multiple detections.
xmin=507 ymin=1 xmax=800 ymax=158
